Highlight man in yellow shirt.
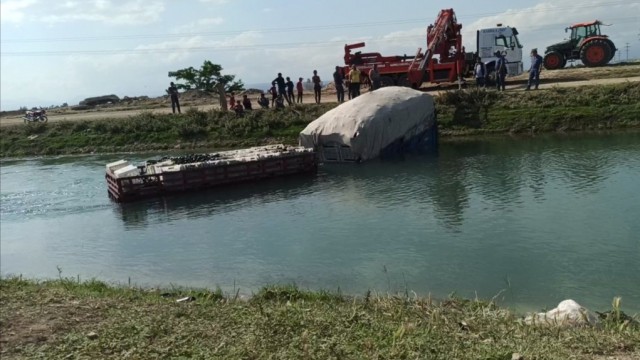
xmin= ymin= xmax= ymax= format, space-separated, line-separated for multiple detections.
xmin=348 ymin=64 xmax=361 ymax=99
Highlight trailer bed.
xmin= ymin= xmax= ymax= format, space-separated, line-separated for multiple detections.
xmin=105 ymin=145 xmax=317 ymax=203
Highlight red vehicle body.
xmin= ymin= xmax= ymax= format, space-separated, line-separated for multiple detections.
xmin=341 ymin=9 xmax=474 ymax=89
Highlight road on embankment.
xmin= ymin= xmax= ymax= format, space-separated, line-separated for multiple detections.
xmin=2 ymin=75 xmax=639 ymax=128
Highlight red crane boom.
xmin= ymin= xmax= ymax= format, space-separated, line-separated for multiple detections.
xmin=342 ymin=8 xmax=470 ymax=89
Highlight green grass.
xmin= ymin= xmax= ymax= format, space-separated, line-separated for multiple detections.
xmin=2 ymin=82 xmax=639 ymax=157
xmin=0 ymin=277 xmax=638 ymax=359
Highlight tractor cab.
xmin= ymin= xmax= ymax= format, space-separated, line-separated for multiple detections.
xmin=567 ymin=21 xmax=602 ymax=47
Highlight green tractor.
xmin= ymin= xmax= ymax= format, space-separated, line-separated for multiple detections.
xmin=543 ymin=20 xmax=616 ymax=70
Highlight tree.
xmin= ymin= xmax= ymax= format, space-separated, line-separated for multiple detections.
xmin=168 ymin=60 xmax=244 ymax=95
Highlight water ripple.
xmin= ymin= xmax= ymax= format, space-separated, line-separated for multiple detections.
xmin=1 ymin=133 xmax=640 ymax=312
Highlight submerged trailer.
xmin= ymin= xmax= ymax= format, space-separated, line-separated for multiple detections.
xmin=105 ymin=145 xmax=317 ymax=203
xmin=299 ymin=87 xmax=437 ymax=163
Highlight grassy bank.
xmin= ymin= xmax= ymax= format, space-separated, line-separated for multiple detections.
xmin=1 ymin=82 xmax=639 ymax=157
xmin=1 ymin=277 xmax=638 ymax=359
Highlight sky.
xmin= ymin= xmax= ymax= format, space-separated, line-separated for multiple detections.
xmin=1 ymin=0 xmax=639 ymax=110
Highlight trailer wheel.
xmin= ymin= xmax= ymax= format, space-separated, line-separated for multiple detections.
xmin=396 ymin=77 xmax=411 ymax=88
xmin=580 ymin=40 xmax=612 ymax=67
xmin=543 ymin=51 xmax=564 ymax=70
xmin=380 ymin=76 xmax=395 ymax=87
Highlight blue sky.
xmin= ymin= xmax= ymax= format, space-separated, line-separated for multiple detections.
xmin=1 ymin=0 xmax=639 ymax=110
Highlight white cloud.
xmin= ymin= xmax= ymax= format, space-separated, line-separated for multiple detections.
xmin=172 ymin=17 xmax=225 ymax=34
xmin=198 ymin=0 xmax=229 ymax=3
xmin=38 ymin=0 xmax=165 ymax=25
xmin=0 ymin=0 xmax=38 ymax=23
xmin=3 ymin=0 xmax=640 ymax=110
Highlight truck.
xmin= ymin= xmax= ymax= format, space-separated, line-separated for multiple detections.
xmin=341 ymin=8 xmax=524 ymax=89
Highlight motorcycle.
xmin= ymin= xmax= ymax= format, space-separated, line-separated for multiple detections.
xmin=23 ymin=108 xmax=48 ymax=123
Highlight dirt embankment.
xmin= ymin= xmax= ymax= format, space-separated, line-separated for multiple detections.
xmin=1 ymin=63 xmax=639 ymax=128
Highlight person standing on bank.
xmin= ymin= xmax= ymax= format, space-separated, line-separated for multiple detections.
xmin=348 ymin=64 xmax=361 ymax=98
xmin=312 ymin=70 xmax=322 ymax=104
xmin=369 ymin=64 xmax=381 ymax=91
xmin=285 ymin=77 xmax=295 ymax=105
xmin=474 ymin=58 xmax=486 ymax=88
xmin=168 ymin=82 xmax=181 ymax=114
xmin=272 ymin=73 xmax=290 ymax=104
xmin=333 ymin=66 xmax=344 ymax=103
xmin=526 ymin=49 xmax=543 ymax=90
xmin=495 ymin=51 xmax=508 ymax=91
xmin=296 ymin=77 xmax=304 ymax=103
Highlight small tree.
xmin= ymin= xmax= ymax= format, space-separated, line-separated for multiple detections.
xmin=168 ymin=60 xmax=244 ymax=95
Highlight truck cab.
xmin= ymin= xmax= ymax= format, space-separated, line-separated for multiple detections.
xmin=476 ymin=25 xmax=524 ymax=76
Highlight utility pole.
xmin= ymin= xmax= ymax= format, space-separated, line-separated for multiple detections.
xmin=625 ymin=43 xmax=630 ymax=61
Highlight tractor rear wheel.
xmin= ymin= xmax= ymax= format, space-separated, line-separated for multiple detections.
xmin=543 ymin=51 xmax=564 ymax=70
xmin=580 ymin=40 xmax=612 ymax=67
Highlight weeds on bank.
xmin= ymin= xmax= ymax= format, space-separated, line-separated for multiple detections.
xmin=436 ymin=82 xmax=640 ymax=134
xmin=0 ymin=104 xmax=336 ymax=156
xmin=2 ymin=83 xmax=640 ymax=157
xmin=1 ymin=277 xmax=638 ymax=359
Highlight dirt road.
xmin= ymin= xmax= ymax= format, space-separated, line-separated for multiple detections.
xmin=2 ymin=72 xmax=638 ymax=128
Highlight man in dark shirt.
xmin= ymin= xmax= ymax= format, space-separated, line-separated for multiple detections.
xmin=495 ymin=51 xmax=508 ymax=91
xmin=272 ymin=73 xmax=290 ymax=104
xmin=333 ymin=66 xmax=344 ymax=103
xmin=257 ymin=93 xmax=269 ymax=109
xmin=312 ymin=70 xmax=322 ymax=104
xmin=526 ymin=49 xmax=543 ymax=90
xmin=285 ymin=77 xmax=295 ymax=105
xmin=242 ymin=94 xmax=252 ymax=110
xmin=369 ymin=64 xmax=381 ymax=91
xmin=168 ymin=82 xmax=181 ymax=114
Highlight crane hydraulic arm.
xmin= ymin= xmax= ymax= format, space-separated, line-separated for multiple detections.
xmin=408 ymin=8 xmax=465 ymax=87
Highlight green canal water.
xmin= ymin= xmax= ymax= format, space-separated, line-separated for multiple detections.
xmin=1 ymin=132 xmax=639 ymax=313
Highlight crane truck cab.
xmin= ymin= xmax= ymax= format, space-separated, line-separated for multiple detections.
xmin=476 ymin=25 xmax=524 ymax=77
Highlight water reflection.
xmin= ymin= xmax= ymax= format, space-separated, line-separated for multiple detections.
xmin=109 ymin=133 xmax=640 ymax=233
xmin=114 ymin=175 xmax=318 ymax=229
xmin=2 ymin=132 xmax=640 ymax=312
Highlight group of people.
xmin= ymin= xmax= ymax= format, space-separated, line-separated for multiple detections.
xmin=473 ymin=49 xmax=544 ymax=91
xmin=166 ymin=65 xmax=385 ymax=115
xmin=227 ymin=92 xmax=263 ymax=117
xmin=269 ymin=73 xmax=303 ymax=106
xmin=259 ymin=65 xmax=383 ymax=109
xmin=332 ymin=63 xmax=382 ymax=103
xmin=168 ymin=49 xmax=546 ymax=115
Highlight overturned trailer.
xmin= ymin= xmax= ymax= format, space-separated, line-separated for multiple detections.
xmin=299 ymin=87 xmax=437 ymax=163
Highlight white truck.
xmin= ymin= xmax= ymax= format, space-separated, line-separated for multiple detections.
xmin=475 ymin=24 xmax=524 ymax=77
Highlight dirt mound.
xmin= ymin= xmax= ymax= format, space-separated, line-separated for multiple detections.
xmin=121 ymin=96 xmax=150 ymax=105
xmin=241 ymin=88 xmax=264 ymax=95
xmin=80 ymin=95 xmax=120 ymax=106
xmin=180 ymin=90 xmax=216 ymax=101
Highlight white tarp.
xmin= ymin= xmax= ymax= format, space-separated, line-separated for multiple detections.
xmin=299 ymin=87 xmax=436 ymax=161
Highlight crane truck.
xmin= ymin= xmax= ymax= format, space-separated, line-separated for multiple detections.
xmin=341 ymin=8 xmax=524 ymax=89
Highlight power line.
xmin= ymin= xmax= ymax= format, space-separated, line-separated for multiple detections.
xmin=1 ymin=0 xmax=636 ymax=44
xmin=3 ymin=17 xmax=639 ymax=58
xmin=625 ymin=42 xmax=631 ymax=60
